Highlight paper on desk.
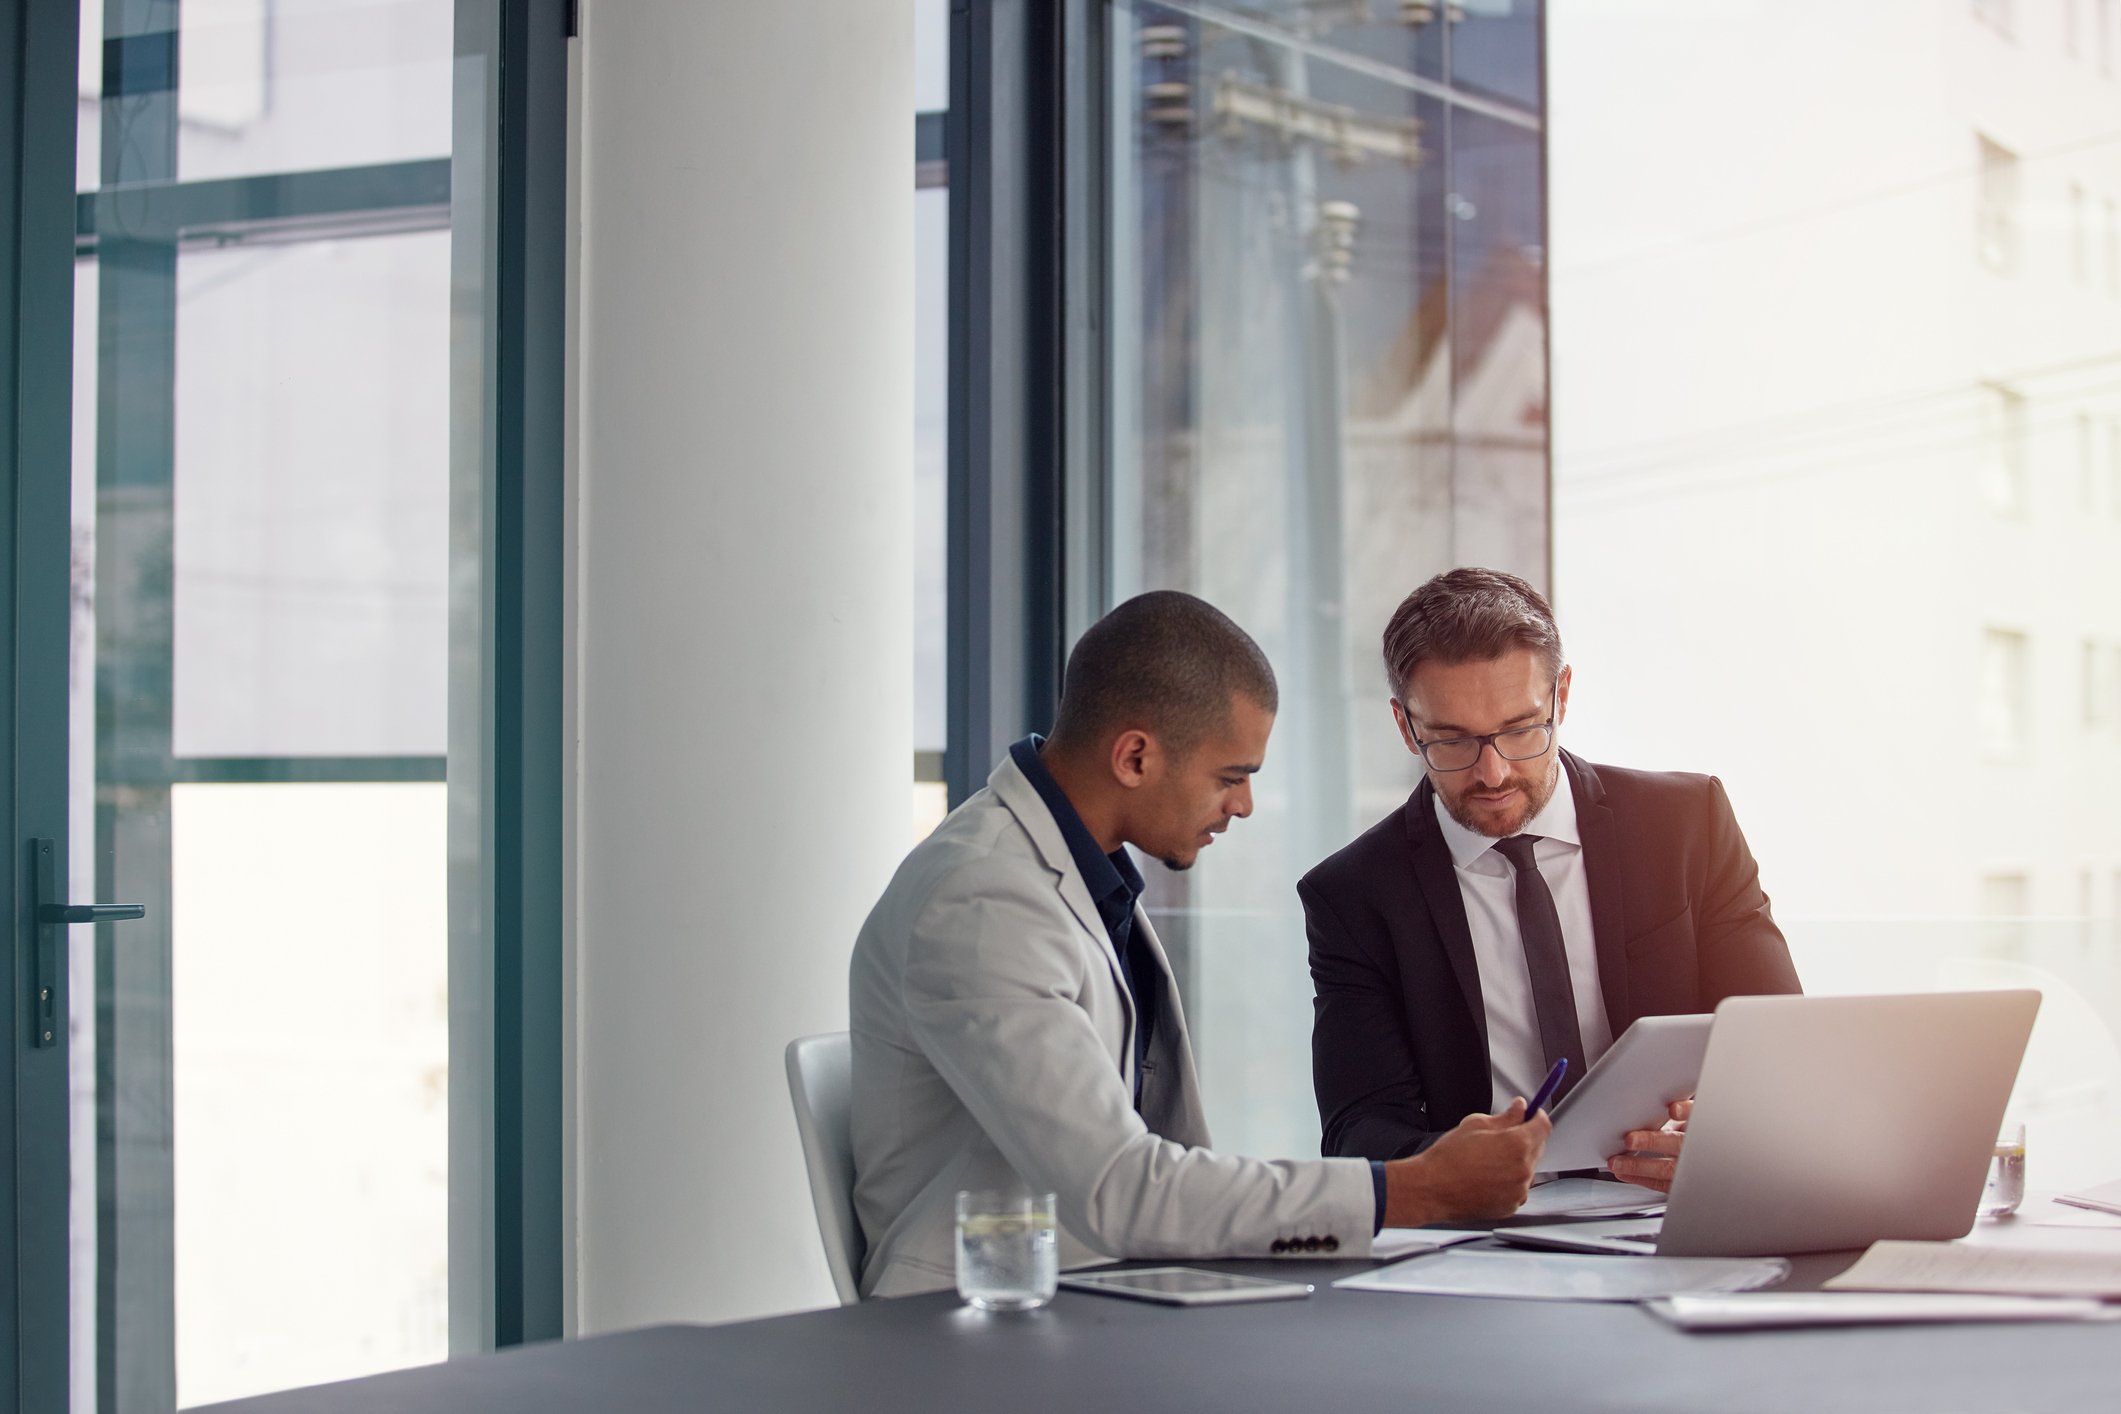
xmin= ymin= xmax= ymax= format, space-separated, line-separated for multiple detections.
xmin=1826 ymin=1240 xmax=2121 ymax=1298
xmin=1370 ymin=1228 xmax=1488 ymax=1261
xmin=1979 ymin=1196 xmax=2121 ymax=1233
xmin=1514 ymin=1177 xmax=1666 ymax=1220
xmin=1643 ymin=1292 xmax=2118 ymax=1332
xmin=2054 ymin=1177 xmax=2121 ymax=1218
xmin=1335 ymin=1248 xmax=1786 ymax=1302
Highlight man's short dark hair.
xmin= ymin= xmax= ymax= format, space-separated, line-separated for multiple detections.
xmin=1381 ymin=568 xmax=1564 ymax=700
xmin=1049 ymin=591 xmax=1278 ymax=758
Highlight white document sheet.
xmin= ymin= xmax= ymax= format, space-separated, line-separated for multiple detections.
xmin=1334 ymin=1248 xmax=1787 ymax=1302
xmin=1645 ymin=1292 xmax=2118 ymax=1332
xmin=2011 ymin=1194 xmax=2121 ymax=1230
xmin=2055 ymin=1177 xmax=2121 ymax=1218
xmin=1825 ymin=1240 xmax=2121 ymax=1298
xmin=1370 ymin=1228 xmax=1488 ymax=1261
xmin=1515 ymin=1176 xmax=1666 ymax=1219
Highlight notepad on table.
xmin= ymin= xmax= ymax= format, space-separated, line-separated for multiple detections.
xmin=1335 ymin=1248 xmax=1786 ymax=1302
xmin=1825 ymin=1240 xmax=2121 ymax=1298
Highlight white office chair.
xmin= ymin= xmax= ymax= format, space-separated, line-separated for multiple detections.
xmin=785 ymin=1032 xmax=866 ymax=1305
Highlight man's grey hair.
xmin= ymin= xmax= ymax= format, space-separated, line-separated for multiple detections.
xmin=1381 ymin=567 xmax=1564 ymax=700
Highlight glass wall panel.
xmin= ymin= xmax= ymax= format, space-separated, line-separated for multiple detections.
xmin=77 ymin=0 xmax=452 ymax=190
xmin=914 ymin=181 xmax=949 ymax=839
xmin=1548 ymin=4 xmax=2121 ymax=1189
xmin=72 ymin=0 xmax=455 ymax=1408
xmin=170 ymin=783 xmax=447 ymax=1407
xmin=1106 ymin=0 xmax=1546 ymax=1158
xmin=176 ymin=0 xmax=452 ymax=182
xmin=172 ymin=232 xmax=449 ymax=758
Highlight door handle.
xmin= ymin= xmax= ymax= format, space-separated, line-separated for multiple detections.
xmin=37 ymin=904 xmax=146 ymax=924
xmin=29 ymin=839 xmax=145 ymax=1049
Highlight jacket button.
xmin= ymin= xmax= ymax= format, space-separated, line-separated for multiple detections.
xmin=1322 ymin=1236 xmax=1339 ymax=1253
xmin=1270 ymin=1240 xmax=1286 ymax=1254
xmin=1303 ymin=1236 xmax=1321 ymax=1252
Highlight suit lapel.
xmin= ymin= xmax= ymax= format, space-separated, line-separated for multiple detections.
xmin=987 ymin=753 xmax=1139 ymax=1066
xmin=1566 ymin=751 xmax=1632 ymax=1033
xmin=989 ymin=755 xmax=1124 ymax=968
xmin=1405 ymin=779 xmax=1489 ymax=1061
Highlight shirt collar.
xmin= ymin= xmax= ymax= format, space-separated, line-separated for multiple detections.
xmin=1008 ymin=736 xmax=1143 ymax=908
xmin=1431 ymin=753 xmax=1581 ymax=871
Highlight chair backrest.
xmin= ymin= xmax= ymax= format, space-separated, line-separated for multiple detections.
xmin=785 ymin=1032 xmax=865 ymax=1305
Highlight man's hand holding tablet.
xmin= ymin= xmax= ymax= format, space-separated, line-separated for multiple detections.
xmin=1607 ymin=1098 xmax=1691 ymax=1193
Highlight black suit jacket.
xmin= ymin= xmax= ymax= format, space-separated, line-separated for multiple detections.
xmin=1299 ymin=750 xmax=1801 ymax=1161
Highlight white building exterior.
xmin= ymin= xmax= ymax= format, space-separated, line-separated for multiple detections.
xmin=1551 ymin=0 xmax=2121 ymax=1187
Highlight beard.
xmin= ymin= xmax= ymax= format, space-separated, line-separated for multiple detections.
xmin=1440 ymin=755 xmax=1562 ymax=839
xmin=1160 ymin=855 xmax=1193 ymax=872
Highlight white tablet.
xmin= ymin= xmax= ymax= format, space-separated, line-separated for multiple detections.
xmin=1056 ymin=1267 xmax=1315 ymax=1306
xmin=1542 ymin=1013 xmax=1713 ymax=1170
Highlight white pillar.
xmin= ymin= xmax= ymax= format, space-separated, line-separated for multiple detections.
xmin=571 ymin=0 xmax=913 ymax=1331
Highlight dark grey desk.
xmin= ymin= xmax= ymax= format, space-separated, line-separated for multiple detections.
xmin=199 ymin=1247 xmax=2121 ymax=1414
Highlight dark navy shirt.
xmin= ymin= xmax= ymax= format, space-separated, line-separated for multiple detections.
xmin=1009 ymin=736 xmax=1388 ymax=1234
xmin=1009 ymin=737 xmax=1155 ymax=1099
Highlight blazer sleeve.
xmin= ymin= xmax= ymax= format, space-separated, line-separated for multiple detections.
xmin=1692 ymin=776 xmax=1802 ymax=1003
xmin=1302 ymin=876 xmax=1446 ymax=1161
xmin=900 ymin=854 xmax=1377 ymax=1259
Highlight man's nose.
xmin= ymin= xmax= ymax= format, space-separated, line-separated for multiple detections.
xmin=1473 ymin=743 xmax=1509 ymax=786
xmin=1230 ymin=780 xmax=1254 ymax=819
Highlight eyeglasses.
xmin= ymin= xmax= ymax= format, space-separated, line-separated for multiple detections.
xmin=1393 ymin=690 xmax=1558 ymax=773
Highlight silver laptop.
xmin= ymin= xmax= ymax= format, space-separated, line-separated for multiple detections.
xmin=1496 ymin=991 xmax=2040 ymax=1258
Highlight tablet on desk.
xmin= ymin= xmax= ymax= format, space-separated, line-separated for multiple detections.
xmin=1057 ymin=1268 xmax=1314 ymax=1306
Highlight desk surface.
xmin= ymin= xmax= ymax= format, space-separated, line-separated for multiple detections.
xmin=200 ymin=1244 xmax=2121 ymax=1414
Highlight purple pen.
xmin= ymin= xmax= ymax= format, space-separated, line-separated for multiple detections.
xmin=1524 ymin=1057 xmax=1568 ymax=1121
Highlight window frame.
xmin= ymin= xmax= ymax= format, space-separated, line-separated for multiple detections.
xmin=3 ymin=3 xmax=87 ymax=1410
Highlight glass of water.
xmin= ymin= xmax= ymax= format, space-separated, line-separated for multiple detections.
xmin=955 ymin=1191 xmax=1058 ymax=1311
xmin=1981 ymin=1122 xmax=2026 ymax=1218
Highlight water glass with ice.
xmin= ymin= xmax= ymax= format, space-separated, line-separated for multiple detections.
xmin=955 ymin=1191 xmax=1058 ymax=1311
xmin=1981 ymin=1121 xmax=2025 ymax=1218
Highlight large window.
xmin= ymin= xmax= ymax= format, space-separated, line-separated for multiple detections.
xmin=1549 ymin=2 xmax=2121 ymax=1192
xmin=1103 ymin=0 xmax=1546 ymax=1159
xmin=1075 ymin=0 xmax=2121 ymax=1197
xmin=74 ymin=1 xmax=454 ymax=1406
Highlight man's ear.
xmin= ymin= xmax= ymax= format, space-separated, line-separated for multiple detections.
xmin=1109 ymin=728 xmax=1154 ymax=789
xmin=1391 ymin=698 xmax=1419 ymax=752
xmin=1555 ymin=664 xmax=1573 ymax=724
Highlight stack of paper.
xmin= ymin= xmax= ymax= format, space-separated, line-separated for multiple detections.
xmin=1336 ymin=1248 xmax=1786 ymax=1302
xmin=1370 ymin=1228 xmax=1487 ymax=1261
xmin=1514 ymin=1177 xmax=1665 ymax=1220
xmin=1645 ymin=1292 xmax=2118 ymax=1331
xmin=1825 ymin=1240 xmax=2121 ymax=1298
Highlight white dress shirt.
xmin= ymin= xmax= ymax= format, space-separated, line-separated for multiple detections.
xmin=1432 ymin=757 xmax=1614 ymax=1112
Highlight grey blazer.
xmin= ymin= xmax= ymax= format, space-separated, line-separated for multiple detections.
xmin=849 ymin=752 xmax=1375 ymax=1298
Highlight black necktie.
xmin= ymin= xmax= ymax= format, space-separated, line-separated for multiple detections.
xmin=1492 ymin=834 xmax=1586 ymax=1101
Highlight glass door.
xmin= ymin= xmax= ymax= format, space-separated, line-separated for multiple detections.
xmin=74 ymin=0 xmax=455 ymax=1407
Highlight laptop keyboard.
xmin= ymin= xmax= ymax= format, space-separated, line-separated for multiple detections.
xmin=1611 ymin=1232 xmax=1661 ymax=1244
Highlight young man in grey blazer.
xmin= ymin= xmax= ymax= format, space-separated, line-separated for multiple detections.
xmin=849 ymin=591 xmax=1549 ymax=1299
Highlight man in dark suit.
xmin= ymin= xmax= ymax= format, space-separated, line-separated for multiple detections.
xmin=1302 ymin=568 xmax=1800 ymax=1191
